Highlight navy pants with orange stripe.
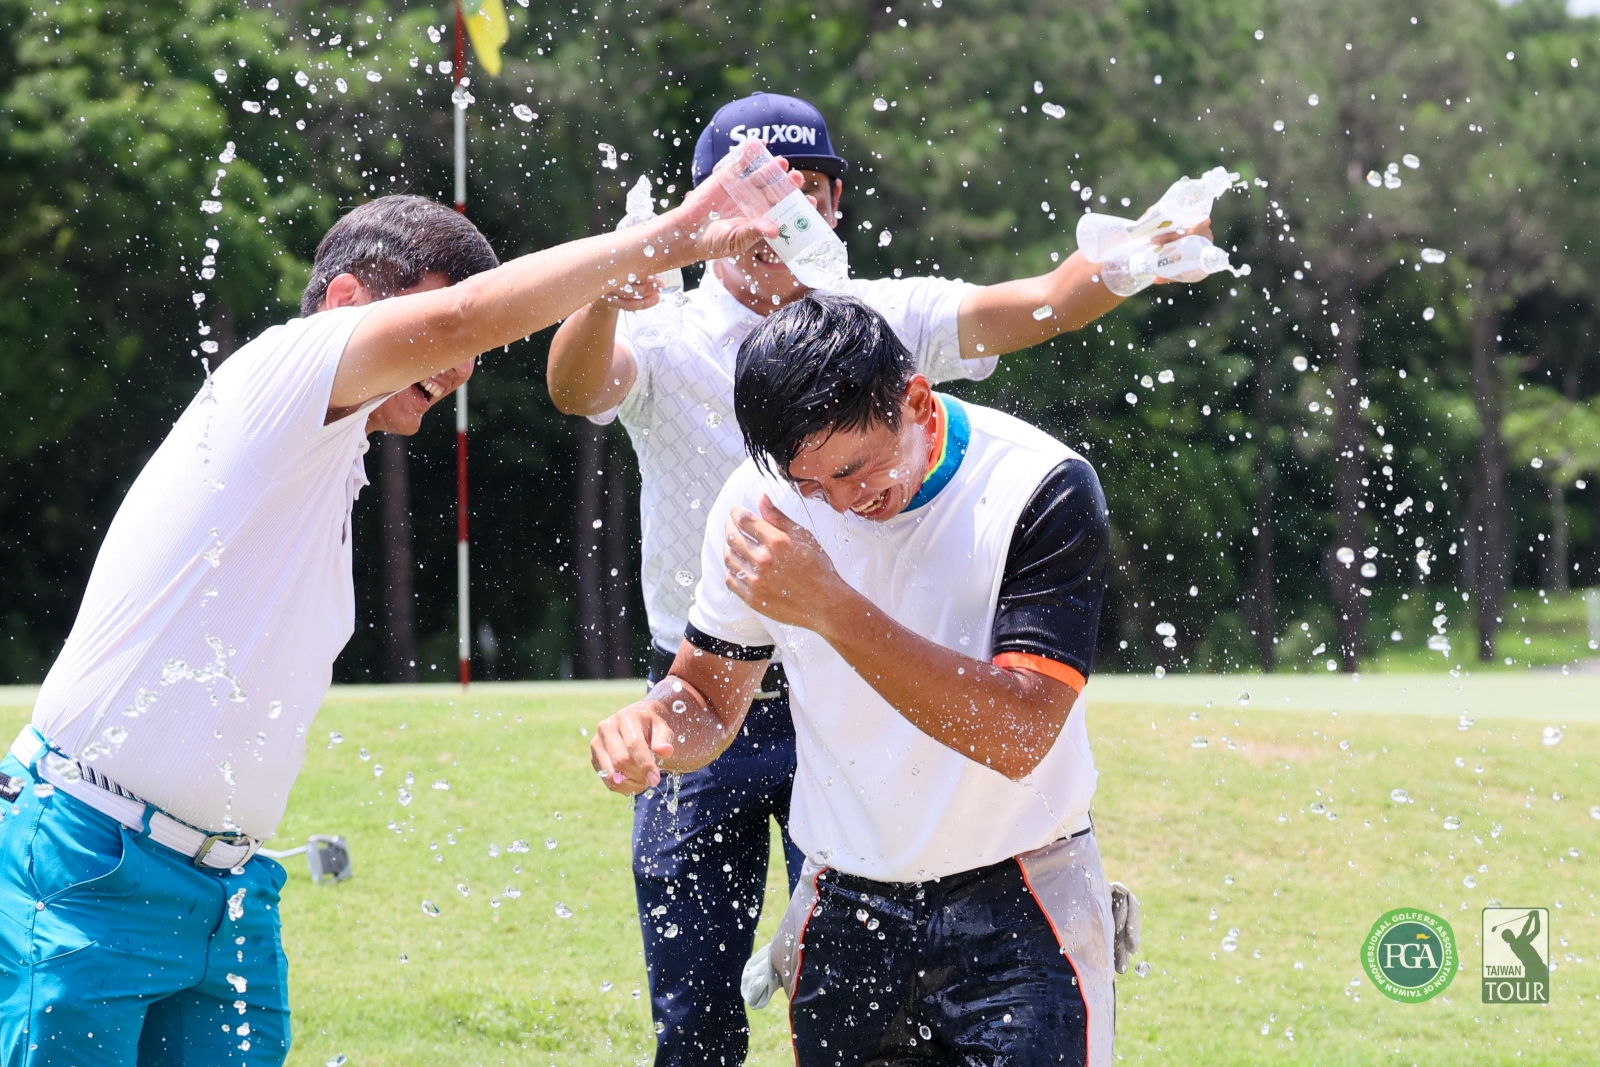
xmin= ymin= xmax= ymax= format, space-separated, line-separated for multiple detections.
xmin=777 ymin=832 xmax=1115 ymax=1067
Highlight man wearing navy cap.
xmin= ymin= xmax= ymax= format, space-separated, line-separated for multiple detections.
xmin=548 ymin=91 xmax=1209 ymax=1067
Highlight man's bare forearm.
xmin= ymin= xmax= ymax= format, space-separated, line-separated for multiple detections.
xmin=643 ymin=674 xmax=747 ymax=774
xmin=547 ymin=302 xmax=630 ymax=416
xmin=957 ymin=251 xmax=1123 ymax=360
xmin=335 ymin=214 xmax=694 ymax=407
xmin=813 ymin=586 xmax=1075 ymax=780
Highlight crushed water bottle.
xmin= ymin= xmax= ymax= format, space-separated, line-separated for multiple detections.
xmin=1100 ymin=235 xmax=1247 ymax=297
xmin=1076 ymin=166 xmax=1245 ymax=295
xmin=713 ymin=139 xmax=848 ymax=288
xmin=616 ymin=176 xmax=684 ymax=348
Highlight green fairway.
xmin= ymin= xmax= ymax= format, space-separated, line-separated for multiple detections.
xmin=3 ymin=675 xmax=1596 ymax=1066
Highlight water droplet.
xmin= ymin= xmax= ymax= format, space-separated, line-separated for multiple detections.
xmin=1421 ymin=247 xmax=1446 ymax=264
xmin=1135 ymin=960 xmax=1152 ymax=977
xmin=1237 ymin=691 xmax=1251 ymax=706
xmin=545 ymin=838 xmax=558 ymax=850
xmin=878 ymin=229 xmax=893 ymax=247
xmin=1033 ymin=80 xmax=1044 ymax=94
xmin=873 ymin=97 xmax=889 ymax=111
xmin=1254 ymin=29 xmax=1265 ymax=40
xmin=1140 ymin=374 xmax=1154 ymax=388
xmin=1158 ymin=369 xmax=1175 ymax=384
xmin=919 ymin=1024 xmax=933 ymax=1041
xmin=1031 ymin=305 xmax=1054 ymax=321
xmin=662 ymin=922 xmax=678 ymax=937
xmin=1124 ymin=392 xmax=1138 ymax=405
xmin=513 ymin=103 xmax=535 ymax=122
xmin=1272 ymin=119 xmax=1285 ymax=132
xmin=555 ymin=902 xmax=573 ymax=919
xmin=326 ymin=1055 xmax=347 ymax=1067
xmin=1221 ymin=934 xmax=1239 ymax=952
xmin=1191 ymin=737 xmax=1210 ymax=749
xmin=1443 ymin=815 xmax=1462 ymax=831
xmin=432 ymin=779 xmax=451 ymax=791
xmin=1041 ymin=102 xmax=1066 ymax=119
xmin=1335 ymin=546 xmax=1356 ymax=565
xmin=1541 ymin=726 xmax=1563 ymax=746
xmin=397 ymin=788 xmax=412 ymax=806
xmin=1390 ymin=788 xmax=1410 ymax=803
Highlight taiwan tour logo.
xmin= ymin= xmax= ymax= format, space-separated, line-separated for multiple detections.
xmin=1483 ymin=908 xmax=1550 ymax=1004
xmin=1361 ymin=908 xmax=1458 ymax=1002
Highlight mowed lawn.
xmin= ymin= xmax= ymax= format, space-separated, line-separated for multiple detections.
xmin=3 ymin=673 xmax=1597 ymax=1066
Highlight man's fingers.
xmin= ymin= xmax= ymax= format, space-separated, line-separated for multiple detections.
xmin=757 ymin=494 xmax=801 ymax=532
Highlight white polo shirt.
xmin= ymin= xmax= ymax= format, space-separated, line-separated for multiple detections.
xmin=595 ymin=266 xmax=995 ymax=651
xmin=32 ymin=305 xmax=382 ymax=839
xmin=687 ymin=398 xmax=1100 ymax=882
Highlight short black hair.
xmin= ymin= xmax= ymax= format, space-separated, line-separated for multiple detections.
xmin=734 ymin=292 xmax=913 ymax=476
xmin=300 ymin=195 xmax=499 ymax=316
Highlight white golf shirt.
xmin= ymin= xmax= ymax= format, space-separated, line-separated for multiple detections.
xmin=32 ymin=305 xmax=381 ymax=839
xmin=596 ymin=266 xmax=995 ymax=651
xmin=688 ymin=397 xmax=1103 ymax=882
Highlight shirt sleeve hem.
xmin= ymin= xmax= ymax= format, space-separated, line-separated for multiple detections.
xmin=992 ymin=651 xmax=1086 ymax=692
xmin=684 ymin=621 xmax=775 ymax=662
xmin=588 ymin=335 xmax=644 ymax=427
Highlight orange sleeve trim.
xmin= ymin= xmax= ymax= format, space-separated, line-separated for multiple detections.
xmin=993 ymin=652 xmax=1086 ymax=692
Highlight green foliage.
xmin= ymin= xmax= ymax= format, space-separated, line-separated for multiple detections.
xmin=4 ymin=0 xmax=1600 ymax=681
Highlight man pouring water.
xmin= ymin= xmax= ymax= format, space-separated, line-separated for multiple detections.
xmin=0 ymin=180 xmax=798 ymax=1066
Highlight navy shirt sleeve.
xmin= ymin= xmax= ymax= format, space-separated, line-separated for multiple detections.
xmin=989 ymin=458 xmax=1110 ymax=686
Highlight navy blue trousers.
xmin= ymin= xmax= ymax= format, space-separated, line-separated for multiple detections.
xmin=634 ymin=647 xmax=803 ymax=1067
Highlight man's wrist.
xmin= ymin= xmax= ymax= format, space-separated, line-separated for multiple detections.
xmin=646 ymin=211 xmax=699 ymax=272
xmin=810 ymin=580 xmax=869 ymax=647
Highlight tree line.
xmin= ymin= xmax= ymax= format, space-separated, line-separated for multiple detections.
xmin=3 ymin=0 xmax=1597 ymax=683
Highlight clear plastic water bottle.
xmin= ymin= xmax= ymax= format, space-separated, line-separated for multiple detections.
xmin=712 ymin=140 xmax=849 ymax=288
xmin=615 ymin=175 xmax=684 ymax=348
xmin=1126 ymin=166 xmax=1239 ymax=240
xmin=1100 ymin=235 xmax=1247 ymax=297
xmin=1075 ymin=167 xmax=1239 ymax=263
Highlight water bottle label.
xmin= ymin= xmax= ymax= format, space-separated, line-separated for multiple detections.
xmin=766 ymin=191 xmax=833 ymax=263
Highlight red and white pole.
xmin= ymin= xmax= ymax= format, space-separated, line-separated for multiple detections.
xmin=453 ymin=0 xmax=471 ymax=688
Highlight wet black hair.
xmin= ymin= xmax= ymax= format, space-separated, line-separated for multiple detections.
xmin=300 ymin=195 xmax=499 ymax=316
xmin=734 ymin=292 xmax=912 ymax=477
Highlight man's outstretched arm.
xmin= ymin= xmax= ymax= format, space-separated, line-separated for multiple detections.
xmin=956 ymin=219 xmax=1214 ymax=359
xmin=333 ymin=163 xmax=806 ymax=409
xmin=589 ymin=640 xmax=769 ymax=794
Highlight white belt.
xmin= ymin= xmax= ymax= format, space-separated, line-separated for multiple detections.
xmin=9 ymin=727 xmax=260 ymax=871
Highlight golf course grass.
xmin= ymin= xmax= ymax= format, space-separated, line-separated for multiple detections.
xmin=3 ymin=672 xmax=1596 ymax=1065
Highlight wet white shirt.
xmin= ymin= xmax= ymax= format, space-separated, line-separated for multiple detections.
xmin=596 ymin=266 xmax=995 ymax=651
xmin=688 ymin=400 xmax=1099 ymax=882
xmin=33 ymin=306 xmax=381 ymax=839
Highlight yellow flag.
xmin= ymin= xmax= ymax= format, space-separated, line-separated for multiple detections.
xmin=463 ymin=0 xmax=509 ymax=77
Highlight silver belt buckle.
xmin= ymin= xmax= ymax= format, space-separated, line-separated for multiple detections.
xmin=194 ymin=831 xmax=257 ymax=869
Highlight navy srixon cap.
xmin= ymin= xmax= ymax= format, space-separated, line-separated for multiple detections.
xmin=691 ymin=92 xmax=849 ymax=187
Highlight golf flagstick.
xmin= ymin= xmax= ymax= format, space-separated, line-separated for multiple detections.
xmin=452 ymin=0 xmax=470 ymax=688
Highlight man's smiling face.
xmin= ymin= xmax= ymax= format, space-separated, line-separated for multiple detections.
xmin=783 ymin=376 xmax=937 ymax=522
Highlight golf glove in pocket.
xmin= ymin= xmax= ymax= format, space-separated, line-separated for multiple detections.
xmin=1110 ymin=880 xmax=1141 ymax=974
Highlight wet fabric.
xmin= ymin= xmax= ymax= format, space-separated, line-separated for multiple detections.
xmin=776 ymin=832 xmax=1115 ymax=1067
xmin=31 ymin=303 xmax=382 ymax=839
xmin=633 ymin=647 xmax=804 ymax=1067
xmin=0 ymin=753 xmax=291 ymax=1067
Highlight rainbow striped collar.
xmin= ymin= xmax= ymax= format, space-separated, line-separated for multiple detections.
xmin=903 ymin=394 xmax=970 ymax=513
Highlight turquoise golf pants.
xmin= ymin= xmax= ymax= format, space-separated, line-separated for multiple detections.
xmin=0 ymin=753 xmax=291 ymax=1066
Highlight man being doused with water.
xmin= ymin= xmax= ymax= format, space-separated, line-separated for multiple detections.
xmin=0 ymin=183 xmax=796 ymax=1065
xmin=591 ymin=293 xmax=1120 ymax=1066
